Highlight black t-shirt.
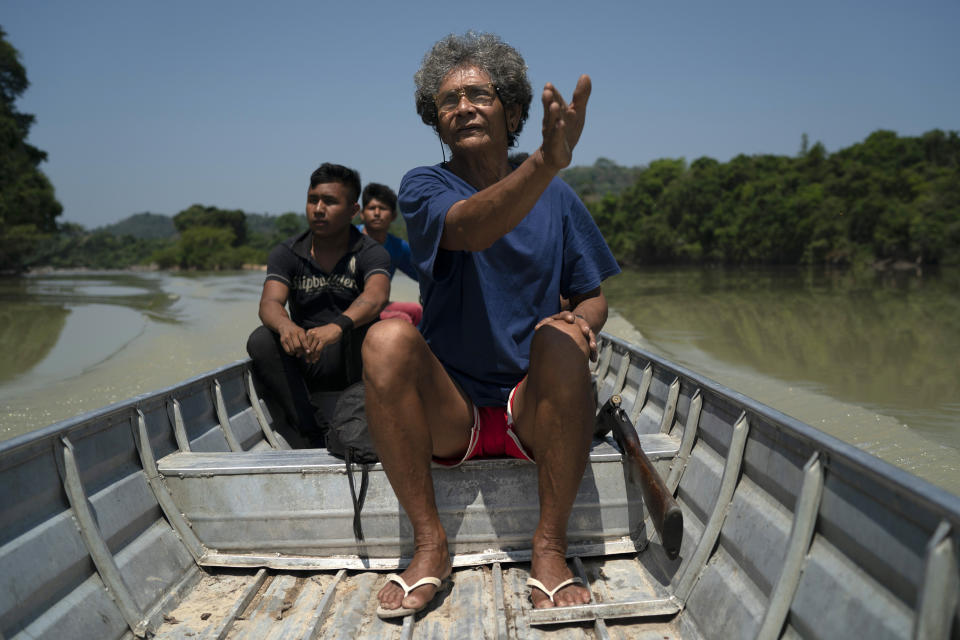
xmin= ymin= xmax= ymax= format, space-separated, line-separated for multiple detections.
xmin=265 ymin=227 xmax=391 ymax=329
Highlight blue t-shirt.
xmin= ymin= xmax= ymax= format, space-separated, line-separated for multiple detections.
xmin=399 ymin=163 xmax=621 ymax=406
xmin=356 ymin=225 xmax=419 ymax=282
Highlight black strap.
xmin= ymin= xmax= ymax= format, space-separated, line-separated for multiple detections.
xmin=345 ymin=449 xmax=370 ymax=544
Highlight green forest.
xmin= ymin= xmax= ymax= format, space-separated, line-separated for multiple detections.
xmin=579 ymin=131 xmax=960 ymax=267
xmin=0 ymin=27 xmax=62 ymax=273
xmin=2 ymin=29 xmax=958 ymax=273
xmin=34 ymin=208 xmax=307 ymax=271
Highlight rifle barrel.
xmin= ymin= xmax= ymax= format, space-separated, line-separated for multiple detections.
xmin=599 ymin=395 xmax=683 ymax=560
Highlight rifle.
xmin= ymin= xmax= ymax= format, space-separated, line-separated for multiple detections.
xmin=596 ymin=394 xmax=683 ymax=559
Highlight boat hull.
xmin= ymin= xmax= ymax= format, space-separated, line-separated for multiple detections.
xmin=1 ymin=333 xmax=959 ymax=638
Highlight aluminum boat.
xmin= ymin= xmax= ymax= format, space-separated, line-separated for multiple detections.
xmin=2 ymin=332 xmax=958 ymax=639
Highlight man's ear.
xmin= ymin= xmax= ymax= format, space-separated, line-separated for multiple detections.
xmin=352 ymin=202 xmax=361 ymax=216
xmin=507 ymin=104 xmax=521 ymax=132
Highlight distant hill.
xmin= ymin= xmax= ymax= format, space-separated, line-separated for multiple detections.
xmin=100 ymin=213 xmax=175 ymax=239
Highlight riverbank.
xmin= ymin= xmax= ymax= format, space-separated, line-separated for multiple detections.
xmin=23 ymin=263 xmax=269 ymax=275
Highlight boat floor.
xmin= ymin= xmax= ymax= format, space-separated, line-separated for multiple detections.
xmin=153 ymin=555 xmax=685 ymax=639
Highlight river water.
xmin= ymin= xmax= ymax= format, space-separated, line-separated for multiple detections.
xmin=1 ymin=267 xmax=958 ymax=492
xmin=0 ymin=271 xmax=265 ymax=434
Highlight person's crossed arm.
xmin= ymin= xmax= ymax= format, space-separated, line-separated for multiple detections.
xmin=258 ymin=274 xmax=390 ymax=364
xmin=259 ymin=280 xmax=308 ymax=358
xmin=300 ymin=273 xmax=389 ymax=363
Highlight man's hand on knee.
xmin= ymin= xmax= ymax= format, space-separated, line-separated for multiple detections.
xmin=534 ymin=312 xmax=597 ymax=361
xmin=303 ymin=324 xmax=343 ymax=363
xmin=278 ymin=323 xmax=308 ymax=358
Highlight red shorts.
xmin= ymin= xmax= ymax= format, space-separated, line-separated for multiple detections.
xmin=379 ymin=301 xmax=423 ymax=326
xmin=433 ymin=382 xmax=534 ymax=466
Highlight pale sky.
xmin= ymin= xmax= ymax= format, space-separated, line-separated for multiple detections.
xmin=4 ymin=0 xmax=959 ymax=227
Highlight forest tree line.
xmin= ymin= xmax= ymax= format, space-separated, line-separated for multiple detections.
xmin=578 ymin=130 xmax=960 ymax=267
xmin=3 ymin=26 xmax=958 ymax=272
xmin=9 ymin=128 xmax=960 ymax=273
xmin=33 ymin=208 xmax=307 ymax=271
xmin=0 ymin=27 xmax=62 ymax=273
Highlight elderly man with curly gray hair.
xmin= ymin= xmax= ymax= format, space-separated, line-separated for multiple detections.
xmin=362 ymin=31 xmax=620 ymax=619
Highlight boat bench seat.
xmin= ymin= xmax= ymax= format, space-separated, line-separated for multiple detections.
xmin=156 ymin=433 xmax=680 ymax=476
xmin=151 ymin=433 xmax=678 ymax=568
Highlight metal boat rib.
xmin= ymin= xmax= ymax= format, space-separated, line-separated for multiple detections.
xmin=1 ymin=332 xmax=959 ymax=639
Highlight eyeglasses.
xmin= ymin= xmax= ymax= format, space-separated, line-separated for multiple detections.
xmin=434 ymin=83 xmax=499 ymax=114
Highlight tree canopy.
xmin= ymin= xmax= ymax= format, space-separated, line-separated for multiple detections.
xmin=586 ymin=130 xmax=960 ymax=267
xmin=150 ymin=204 xmax=265 ymax=270
xmin=31 ymin=207 xmax=306 ymax=271
xmin=0 ymin=27 xmax=62 ymax=273
xmin=173 ymin=204 xmax=247 ymax=246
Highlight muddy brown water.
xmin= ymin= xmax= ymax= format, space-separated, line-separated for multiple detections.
xmin=2 ymin=267 xmax=958 ymax=492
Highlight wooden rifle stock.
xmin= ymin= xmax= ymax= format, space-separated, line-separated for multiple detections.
xmin=597 ymin=394 xmax=683 ymax=559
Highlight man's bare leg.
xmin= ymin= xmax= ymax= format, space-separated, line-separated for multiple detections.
xmin=362 ymin=319 xmax=474 ymax=613
xmin=512 ymin=323 xmax=595 ymax=608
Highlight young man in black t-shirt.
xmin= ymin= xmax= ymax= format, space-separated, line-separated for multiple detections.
xmin=247 ymin=163 xmax=391 ymax=445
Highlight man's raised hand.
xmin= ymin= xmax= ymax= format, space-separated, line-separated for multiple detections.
xmin=539 ymin=75 xmax=592 ymax=172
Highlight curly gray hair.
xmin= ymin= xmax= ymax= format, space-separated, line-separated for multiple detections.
xmin=414 ymin=32 xmax=533 ymax=148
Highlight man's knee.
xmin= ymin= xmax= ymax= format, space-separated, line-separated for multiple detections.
xmin=247 ymin=325 xmax=281 ymax=363
xmin=362 ymin=318 xmax=424 ymax=373
xmin=532 ymin=321 xmax=591 ymax=363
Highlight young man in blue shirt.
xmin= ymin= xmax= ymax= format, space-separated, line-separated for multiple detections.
xmin=358 ymin=183 xmax=423 ymax=326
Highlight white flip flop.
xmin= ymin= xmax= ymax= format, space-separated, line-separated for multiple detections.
xmin=376 ymin=573 xmax=444 ymax=619
xmin=526 ymin=576 xmax=584 ymax=605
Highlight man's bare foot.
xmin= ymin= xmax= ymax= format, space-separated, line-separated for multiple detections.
xmin=378 ymin=540 xmax=452 ymax=614
xmin=529 ymin=544 xmax=591 ymax=609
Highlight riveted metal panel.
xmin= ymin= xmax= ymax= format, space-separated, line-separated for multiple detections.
xmin=635 ymin=366 xmax=675 ymax=435
xmin=818 ymin=461 xmax=929 ymax=608
xmin=790 ymin=536 xmax=913 ymax=640
xmin=67 ymin=415 xmax=142 ymax=499
xmin=0 ymin=509 xmax=95 ymax=635
xmin=87 ymin=471 xmax=162 ymax=555
xmin=686 ymin=547 xmax=765 ymax=640
xmin=216 ymin=370 xmax=264 ymax=450
xmin=676 ymin=442 xmax=725 ymax=528
xmin=113 ymin=520 xmax=196 ymax=615
xmin=716 ymin=474 xmax=793 ymax=598
xmin=616 ymin=356 xmax=650 ymax=420
xmin=757 ymin=455 xmax=823 ymax=640
xmin=173 ymin=383 xmax=230 ymax=453
xmin=137 ymin=400 xmax=179 ymax=462
xmin=0 ymin=438 xmax=70 ymax=551
xmin=739 ymin=415 xmax=810 ymax=514
xmin=13 ymin=573 xmax=129 ymax=640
